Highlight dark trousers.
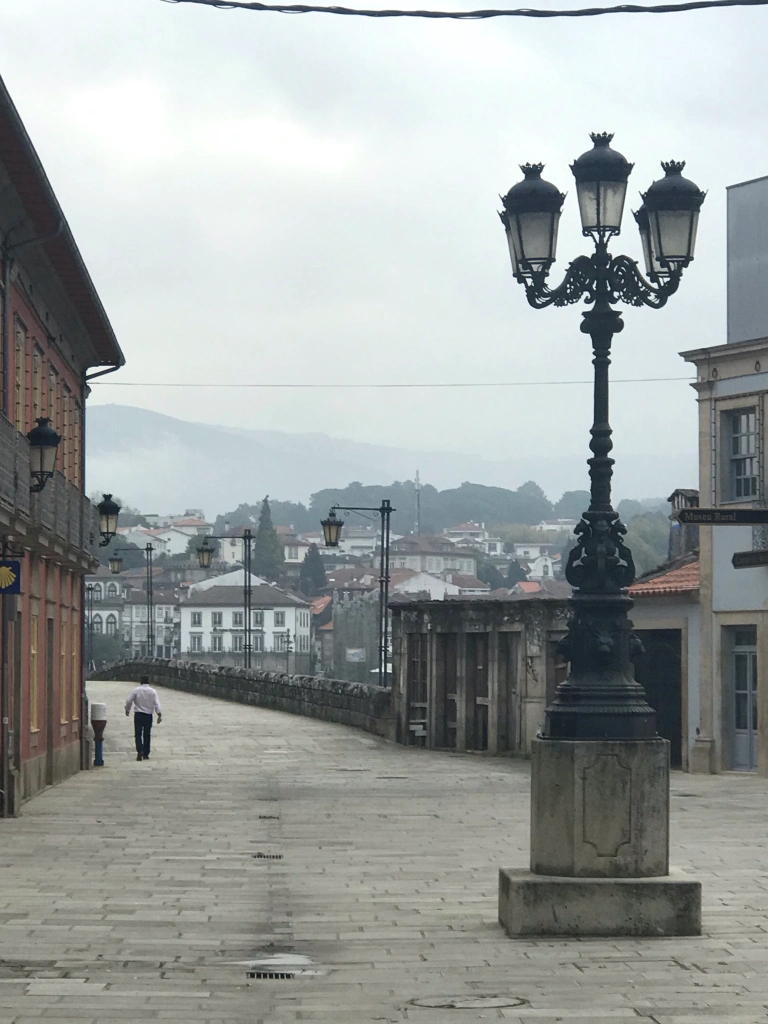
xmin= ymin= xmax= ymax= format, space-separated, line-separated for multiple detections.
xmin=134 ymin=712 xmax=153 ymax=756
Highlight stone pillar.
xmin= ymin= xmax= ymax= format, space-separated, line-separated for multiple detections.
xmin=498 ymin=736 xmax=701 ymax=937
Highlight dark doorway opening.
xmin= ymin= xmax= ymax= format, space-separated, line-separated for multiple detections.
xmin=633 ymin=628 xmax=683 ymax=768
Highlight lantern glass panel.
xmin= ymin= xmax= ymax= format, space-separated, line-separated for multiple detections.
xmin=650 ymin=208 xmax=699 ymax=266
xmin=109 ymin=556 xmax=123 ymax=574
xmin=197 ymin=542 xmax=214 ymax=569
xmin=322 ymin=516 xmax=343 ymax=547
xmin=517 ymin=210 xmax=559 ymax=269
xmin=576 ymin=179 xmax=628 ymax=234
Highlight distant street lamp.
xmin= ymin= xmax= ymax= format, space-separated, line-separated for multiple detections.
xmin=26 ymin=417 xmax=61 ymax=493
xmin=96 ymin=494 xmax=121 ymax=547
xmin=110 ymin=544 xmax=155 ymax=658
xmin=496 ymin=133 xmax=705 ymax=937
xmin=196 ymin=530 xmax=255 ymax=669
xmin=321 ymin=501 xmax=394 ymax=687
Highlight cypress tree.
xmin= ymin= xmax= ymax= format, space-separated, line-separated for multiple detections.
xmin=299 ymin=544 xmax=327 ymax=597
xmin=253 ymin=496 xmax=284 ymax=580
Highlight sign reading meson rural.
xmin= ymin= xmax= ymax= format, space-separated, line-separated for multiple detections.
xmin=0 ymin=561 xmax=21 ymax=595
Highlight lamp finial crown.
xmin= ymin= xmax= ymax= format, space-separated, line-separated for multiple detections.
xmin=590 ymin=132 xmax=615 ymax=147
xmin=661 ymin=160 xmax=686 ymax=175
xmin=519 ymin=162 xmax=544 ymax=178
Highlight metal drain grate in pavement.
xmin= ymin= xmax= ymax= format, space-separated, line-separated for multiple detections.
xmin=258 ymin=815 xmax=280 ymax=820
xmin=247 ymin=970 xmax=295 ymax=979
xmin=253 ymin=853 xmax=283 ymax=859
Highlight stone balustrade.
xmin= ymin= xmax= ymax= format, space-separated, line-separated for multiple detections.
xmin=89 ymin=659 xmax=397 ymax=741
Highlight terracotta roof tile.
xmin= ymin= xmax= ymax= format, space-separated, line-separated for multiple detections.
xmin=630 ymin=560 xmax=699 ymax=597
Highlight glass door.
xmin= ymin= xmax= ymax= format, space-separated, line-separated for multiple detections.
xmin=732 ymin=627 xmax=758 ymax=771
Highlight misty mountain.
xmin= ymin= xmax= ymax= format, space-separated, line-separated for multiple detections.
xmin=85 ymin=404 xmax=696 ymax=517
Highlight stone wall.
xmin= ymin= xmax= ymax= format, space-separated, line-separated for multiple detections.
xmin=89 ymin=659 xmax=397 ymax=741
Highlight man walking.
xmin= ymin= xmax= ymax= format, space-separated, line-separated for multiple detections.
xmin=125 ymin=676 xmax=162 ymax=761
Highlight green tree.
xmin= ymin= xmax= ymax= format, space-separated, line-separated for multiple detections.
xmin=617 ymin=498 xmax=645 ymax=522
xmin=505 ymin=560 xmax=528 ymax=585
xmin=624 ymin=512 xmax=670 ymax=576
xmin=476 ymin=559 xmax=506 ymax=591
xmin=554 ymin=490 xmax=590 ymax=519
xmin=98 ymin=536 xmax=144 ymax=570
xmin=253 ymin=496 xmax=284 ymax=580
xmin=299 ymin=544 xmax=327 ymax=597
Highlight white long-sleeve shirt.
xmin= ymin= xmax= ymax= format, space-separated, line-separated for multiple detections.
xmin=125 ymin=684 xmax=162 ymax=716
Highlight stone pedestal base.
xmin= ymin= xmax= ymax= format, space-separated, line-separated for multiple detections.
xmin=531 ymin=736 xmax=669 ymax=877
xmin=498 ymin=868 xmax=701 ymax=937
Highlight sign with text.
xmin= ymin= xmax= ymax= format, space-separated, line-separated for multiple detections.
xmin=676 ymin=508 xmax=768 ymax=525
xmin=0 ymin=561 xmax=21 ymax=595
xmin=345 ymin=647 xmax=366 ymax=663
xmin=732 ymin=550 xmax=768 ymax=569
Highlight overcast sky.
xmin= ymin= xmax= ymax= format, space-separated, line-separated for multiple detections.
xmin=2 ymin=0 xmax=766 ymax=501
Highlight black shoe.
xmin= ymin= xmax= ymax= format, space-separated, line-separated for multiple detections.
xmin=136 ymin=754 xmax=143 ymax=761
xmin=143 ymin=754 xmax=150 ymax=760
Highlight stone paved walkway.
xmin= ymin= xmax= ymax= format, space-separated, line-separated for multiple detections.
xmin=0 ymin=680 xmax=767 ymax=1023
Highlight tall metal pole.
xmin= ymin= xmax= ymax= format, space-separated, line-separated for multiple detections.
xmin=381 ymin=500 xmax=392 ymax=686
xmin=243 ymin=528 xmax=252 ymax=670
xmin=86 ymin=584 xmax=94 ymax=672
xmin=377 ymin=508 xmax=386 ymax=688
xmin=145 ymin=544 xmax=154 ymax=658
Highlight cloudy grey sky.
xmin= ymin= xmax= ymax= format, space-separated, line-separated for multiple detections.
xmin=2 ymin=0 xmax=766 ymax=501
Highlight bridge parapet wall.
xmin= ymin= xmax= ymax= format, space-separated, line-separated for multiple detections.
xmin=89 ymin=660 xmax=396 ymax=741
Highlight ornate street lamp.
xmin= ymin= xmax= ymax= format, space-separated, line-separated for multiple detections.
xmin=499 ymin=132 xmax=704 ymax=740
xmin=321 ymin=510 xmax=343 ymax=548
xmin=26 ymin=417 xmax=61 ymax=493
xmin=96 ymin=493 xmax=121 ymax=547
xmin=108 ymin=555 xmax=123 ymax=575
xmin=320 ymin=502 xmax=394 ymax=686
xmin=496 ymin=132 xmax=705 ymax=938
xmin=196 ymin=537 xmax=215 ymax=569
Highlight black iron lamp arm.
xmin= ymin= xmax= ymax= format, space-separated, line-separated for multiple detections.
xmin=520 ymin=252 xmax=682 ymax=311
xmin=608 ymin=254 xmax=682 ymax=309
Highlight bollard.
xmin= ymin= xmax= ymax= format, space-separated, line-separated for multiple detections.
xmin=91 ymin=702 xmax=107 ymax=767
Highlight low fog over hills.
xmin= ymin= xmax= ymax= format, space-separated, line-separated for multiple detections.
xmin=86 ymin=405 xmax=696 ymax=516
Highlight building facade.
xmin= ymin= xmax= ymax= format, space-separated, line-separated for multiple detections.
xmin=179 ymin=571 xmax=311 ymax=672
xmin=678 ymin=173 xmax=768 ymax=775
xmin=388 ymin=536 xmax=477 ymax=576
xmin=0 ymin=76 xmax=124 ymax=811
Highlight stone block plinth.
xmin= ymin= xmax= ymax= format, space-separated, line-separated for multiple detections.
xmin=530 ymin=736 xmax=669 ymax=878
xmin=498 ymin=868 xmax=701 ymax=937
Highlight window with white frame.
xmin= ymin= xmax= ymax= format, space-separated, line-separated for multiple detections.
xmin=92 ymin=614 xmax=103 ymax=634
xmin=106 ymin=583 xmax=118 ymax=598
xmin=190 ymin=634 xmax=202 ymax=652
xmin=106 ymin=614 xmax=118 ymax=636
xmin=287 ymin=546 xmax=299 ymax=560
xmin=92 ymin=584 xmax=102 ymax=601
xmin=728 ymin=408 xmax=759 ymax=500
xmin=253 ymin=610 xmax=263 ymax=627
xmin=232 ymin=634 xmax=244 ymax=652
xmin=274 ymin=610 xmax=285 ymax=627
xmin=191 ymin=611 xmax=202 ymax=627
xmin=253 ymin=634 xmax=264 ymax=652
xmin=274 ymin=632 xmax=289 ymax=652
xmin=212 ymin=611 xmax=223 ymax=627
xmin=232 ymin=611 xmax=243 ymax=627
xmin=211 ymin=635 xmax=223 ymax=652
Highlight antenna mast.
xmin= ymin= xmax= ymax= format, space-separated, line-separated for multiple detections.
xmin=415 ymin=470 xmax=421 ymax=536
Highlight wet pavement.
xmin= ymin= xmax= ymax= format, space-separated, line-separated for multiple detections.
xmin=0 ymin=678 xmax=767 ymax=1023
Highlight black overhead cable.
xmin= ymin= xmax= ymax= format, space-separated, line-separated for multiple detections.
xmin=162 ymin=0 xmax=768 ymax=18
xmin=91 ymin=375 xmax=695 ymax=388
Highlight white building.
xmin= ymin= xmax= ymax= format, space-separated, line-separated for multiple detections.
xmin=531 ymin=518 xmax=578 ymax=535
xmin=116 ymin=527 xmax=171 ymax=555
xmin=512 ymin=541 xmax=554 ymax=561
xmin=218 ymin=527 xmax=311 ymax=569
xmin=388 ymin=537 xmax=477 ymax=576
xmin=144 ymin=511 xmax=212 ymax=537
xmin=122 ymin=587 xmax=179 ymax=659
xmin=443 ymin=522 xmax=504 ymax=557
xmin=179 ymin=569 xmax=311 ymax=665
